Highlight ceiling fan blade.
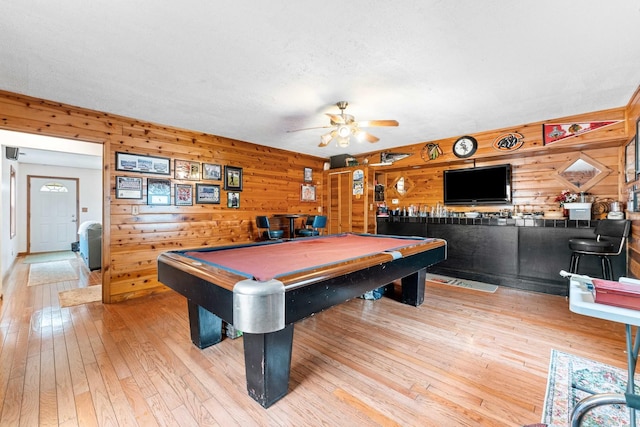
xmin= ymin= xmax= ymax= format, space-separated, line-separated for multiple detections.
xmin=287 ymin=125 xmax=332 ymax=133
xmin=357 ymin=119 xmax=399 ymax=127
xmin=326 ymin=113 xmax=346 ymax=125
xmin=362 ymin=132 xmax=379 ymax=143
xmin=327 ymin=113 xmax=355 ymax=124
xmin=318 ymin=130 xmax=337 ymax=147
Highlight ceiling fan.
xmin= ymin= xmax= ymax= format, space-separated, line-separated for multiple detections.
xmin=288 ymin=101 xmax=399 ymax=148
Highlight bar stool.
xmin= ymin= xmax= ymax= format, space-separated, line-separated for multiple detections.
xmin=568 ymin=219 xmax=631 ymax=280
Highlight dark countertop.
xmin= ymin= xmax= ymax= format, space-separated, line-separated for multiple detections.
xmin=377 ymin=216 xmax=597 ymax=228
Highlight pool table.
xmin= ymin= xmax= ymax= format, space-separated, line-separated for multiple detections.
xmin=157 ymin=233 xmax=446 ymax=407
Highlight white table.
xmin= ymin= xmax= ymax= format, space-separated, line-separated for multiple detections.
xmin=569 ymin=276 xmax=640 ymax=426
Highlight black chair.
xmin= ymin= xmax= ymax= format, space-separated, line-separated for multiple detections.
xmin=256 ymin=216 xmax=284 ymax=240
xmin=568 ymin=219 xmax=631 ymax=280
xmin=296 ymin=215 xmax=327 ymax=237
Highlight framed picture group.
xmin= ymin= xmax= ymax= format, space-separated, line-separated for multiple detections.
xmin=116 ymin=152 xmax=246 ymax=207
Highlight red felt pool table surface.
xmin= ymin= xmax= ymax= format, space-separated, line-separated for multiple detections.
xmin=183 ymin=233 xmax=436 ymax=282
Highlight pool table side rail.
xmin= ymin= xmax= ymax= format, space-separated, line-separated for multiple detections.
xmin=158 ymin=252 xmax=250 ymax=292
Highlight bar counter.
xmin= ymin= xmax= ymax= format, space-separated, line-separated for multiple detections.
xmin=376 ymin=217 xmax=624 ymax=295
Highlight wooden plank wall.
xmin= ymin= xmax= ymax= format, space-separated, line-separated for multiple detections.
xmin=1 ymin=87 xmax=639 ymax=300
xmin=0 ymin=90 xmax=326 ymax=302
xmin=376 ymin=145 xmax=621 ymax=214
xmin=357 ymin=108 xmax=629 ymax=215
xmin=625 ymin=86 xmax=640 ymax=278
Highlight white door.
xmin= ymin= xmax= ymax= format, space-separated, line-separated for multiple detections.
xmin=30 ymin=177 xmax=78 ymax=253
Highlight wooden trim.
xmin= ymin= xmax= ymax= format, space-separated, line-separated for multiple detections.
xmin=102 ymin=137 xmax=112 ymax=303
xmin=26 ymin=175 xmax=80 ymax=254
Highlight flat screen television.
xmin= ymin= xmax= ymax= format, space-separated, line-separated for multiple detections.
xmin=443 ymin=164 xmax=512 ymax=205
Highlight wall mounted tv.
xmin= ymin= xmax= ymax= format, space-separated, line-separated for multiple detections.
xmin=443 ymin=164 xmax=512 ymax=205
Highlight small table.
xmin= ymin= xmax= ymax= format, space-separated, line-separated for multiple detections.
xmin=569 ymin=278 xmax=640 ymax=426
xmin=157 ymin=233 xmax=447 ymax=407
xmin=272 ymin=213 xmax=305 ymax=238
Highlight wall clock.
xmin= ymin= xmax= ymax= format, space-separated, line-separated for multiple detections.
xmin=452 ymin=136 xmax=478 ymax=158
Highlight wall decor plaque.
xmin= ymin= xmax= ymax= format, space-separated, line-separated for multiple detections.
xmin=492 ymin=132 xmax=524 ymax=151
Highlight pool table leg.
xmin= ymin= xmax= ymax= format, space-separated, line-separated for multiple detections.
xmin=401 ymin=267 xmax=426 ymax=306
xmin=243 ymin=324 xmax=294 ymax=408
xmin=187 ymin=301 xmax=223 ymax=349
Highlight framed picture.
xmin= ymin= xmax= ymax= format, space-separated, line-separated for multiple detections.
xmin=147 ymin=178 xmax=171 ymax=205
xmin=116 ymin=152 xmax=170 ymax=175
xmin=195 ymin=183 xmax=220 ymax=204
xmin=175 ymin=160 xmax=201 ymax=180
xmin=626 ymin=136 xmax=636 ymax=183
xmin=301 ymin=184 xmax=316 ymax=202
xmin=116 ymin=176 xmax=143 ymax=199
xmin=227 ymin=191 xmax=240 ymax=208
xmin=224 ymin=166 xmax=243 ymax=191
xmin=304 ymin=167 xmax=313 ymax=182
xmin=175 ymin=184 xmax=193 ymax=206
xmin=202 ymin=163 xmax=222 ymax=180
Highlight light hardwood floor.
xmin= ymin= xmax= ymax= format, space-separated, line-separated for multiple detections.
xmin=0 ymin=256 xmax=628 ymax=426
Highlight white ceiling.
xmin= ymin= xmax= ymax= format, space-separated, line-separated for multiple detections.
xmin=0 ymin=130 xmax=102 ymax=169
xmin=1 ymin=1 xmax=640 ymax=160
xmin=16 ymin=146 xmax=102 ymax=170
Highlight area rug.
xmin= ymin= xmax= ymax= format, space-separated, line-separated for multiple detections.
xmin=425 ymin=273 xmax=498 ymax=293
xmin=23 ymin=251 xmax=77 ymax=264
xmin=542 ymin=349 xmax=640 ymax=426
xmin=58 ymin=285 xmax=102 ymax=307
xmin=27 ymin=260 xmax=78 ymax=286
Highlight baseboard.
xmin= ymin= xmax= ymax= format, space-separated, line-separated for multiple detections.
xmin=427 ymin=267 xmax=567 ymax=296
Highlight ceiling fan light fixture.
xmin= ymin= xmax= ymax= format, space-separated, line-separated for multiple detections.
xmin=337 ymin=136 xmax=350 ymax=147
xmin=337 ymin=124 xmax=351 ymax=138
xmin=299 ymin=100 xmax=398 ymax=149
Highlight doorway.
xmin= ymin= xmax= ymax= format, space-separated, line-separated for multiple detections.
xmin=28 ymin=176 xmax=79 ymax=253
